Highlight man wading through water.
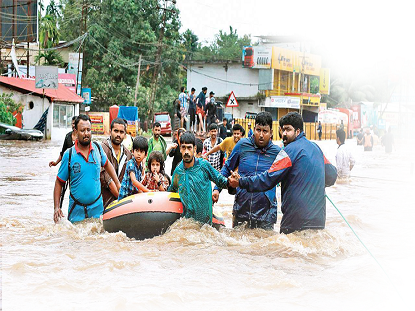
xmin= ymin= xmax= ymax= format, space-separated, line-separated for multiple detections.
xmin=53 ymin=115 xmax=120 ymax=223
xmin=100 ymin=118 xmax=132 ymax=208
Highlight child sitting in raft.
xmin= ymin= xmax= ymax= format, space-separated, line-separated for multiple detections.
xmin=118 ymin=136 xmax=150 ymax=200
xmin=142 ymin=151 xmax=170 ymax=191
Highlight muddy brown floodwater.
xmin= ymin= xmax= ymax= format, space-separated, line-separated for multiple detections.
xmin=1 ymin=138 xmax=414 ymax=311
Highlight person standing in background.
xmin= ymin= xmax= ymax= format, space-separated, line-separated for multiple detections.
xmin=178 ymin=87 xmax=188 ymax=129
xmin=335 ymin=129 xmax=355 ymax=179
xmin=188 ymin=88 xmax=197 ymax=133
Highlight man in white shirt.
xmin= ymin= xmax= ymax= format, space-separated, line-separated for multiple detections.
xmin=336 ymin=129 xmax=355 ymax=179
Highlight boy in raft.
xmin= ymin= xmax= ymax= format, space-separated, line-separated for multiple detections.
xmin=142 ymin=151 xmax=170 ymax=191
xmin=168 ymin=132 xmax=231 ymax=225
xmin=118 ymin=136 xmax=150 ymax=200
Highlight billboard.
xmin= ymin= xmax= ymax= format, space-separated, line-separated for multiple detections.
xmin=0 ymin=0 xmax=38 ymax=43
xmin=242 ymin=46 xmax=272 ymax=69
xmin=68 ymin=53 xmax=83 ymax=95
xmin=259 ymin=96 xmax=300 ymax=109
xmin=35 ymin=66 xmax=58 ymax=89
xmin=319 ymin=68 xmax=330 ymax=94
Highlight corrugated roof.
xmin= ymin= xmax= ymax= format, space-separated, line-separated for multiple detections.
xmin=0 ymin=77 xmax=84 ymax=103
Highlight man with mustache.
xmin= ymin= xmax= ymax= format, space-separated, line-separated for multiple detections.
xmin=53 ymin=114 xmax=120 ymax=223
xmin=168 ymin=132 xmax=230 ymax=225
xmin=100 ymin=118 xmax=132 ymax=208
xmin=146 ymin=121 xmax=167 ymax=165
xmin=212 ymin=112 xmax=281 ymax=230
xmin=229 ymin=112 xmax=338 ymax=234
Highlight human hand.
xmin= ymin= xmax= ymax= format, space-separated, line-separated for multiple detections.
xmin=54 ymin=206 xmax=64 ymax=223
xmin=202 ymin=154 xmax=208 ymax=160
xmin=212 ymin=190 xmax=220 ymax=203
xmin=172 ymin=143 xmax=178 ymax=149
xmin=153 ymin=171 xmax=160 ymax=182
xmin=49 ymin=161 xmax=57 ymax=167
xmin=228 ymin=170 xmax=240 ymax=188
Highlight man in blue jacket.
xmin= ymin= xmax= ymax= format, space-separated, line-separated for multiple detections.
xmin=212 ymin=112 xmax=281 ymax=230
xmin=229 ymin=112 xmax=337 ymax=234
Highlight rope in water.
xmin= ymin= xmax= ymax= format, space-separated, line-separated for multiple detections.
xmin=325 ymin=194 xmax=402 ymax=300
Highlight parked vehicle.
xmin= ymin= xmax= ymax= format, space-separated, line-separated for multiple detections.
xmin=154 ymin=112 xmax=172 ymax=136
xmin=0 ymin=122 xmax=43 ymax=141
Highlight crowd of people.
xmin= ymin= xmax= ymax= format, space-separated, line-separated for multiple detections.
xmin=51 ymin=111 xmax=342 ymax=235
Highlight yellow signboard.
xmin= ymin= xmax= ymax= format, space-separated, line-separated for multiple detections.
xmin=299 ymin=53 xmax=321 ymax=76
xmin=319 ymin=68 xmax=330 ymax=94
xmin=272 ymin=47 xmax=321 ymax=76
xmin=272 ymin=47 xmax=295 ymax=72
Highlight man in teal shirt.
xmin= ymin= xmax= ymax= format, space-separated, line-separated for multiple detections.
xmin=168 ymin=132 xmax=230 ymax=225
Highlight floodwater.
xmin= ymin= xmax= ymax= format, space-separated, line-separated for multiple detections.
xmin=1 ymin=136 xmax=414 ymax=311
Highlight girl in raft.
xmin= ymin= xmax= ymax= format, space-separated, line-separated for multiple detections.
xmin=142 ymin=151 xmax=170 ymax=191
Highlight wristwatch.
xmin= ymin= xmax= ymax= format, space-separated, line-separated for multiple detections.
xmin=157 ymin=181 xmax=162 ymax=187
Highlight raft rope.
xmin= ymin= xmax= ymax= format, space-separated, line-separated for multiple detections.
xmin=325 ymin=194 xmax=402 ymax=299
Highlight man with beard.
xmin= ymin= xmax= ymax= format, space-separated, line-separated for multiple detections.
xmin=212 ymin=112 xmax=281 ymax=230
xmin=53 ymin=114 xmax=120 ymax=223
xmin=147 ymin=122 xmax=167 ymax=164
xmin=168 ymin=132 xmax=230 ymax=225
xmin=229 ymin=112 xmax=338 ymax=234
xmin=100 ymin=118 xmax=132 ymax=208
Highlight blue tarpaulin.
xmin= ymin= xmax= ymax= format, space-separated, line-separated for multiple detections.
xmin=117 ymin=106 xmax=138 ymax=121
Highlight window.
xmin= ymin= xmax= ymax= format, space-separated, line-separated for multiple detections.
xmin=28 ymin=101 xmax=34 ymax=109
xmin=53 ymin=104 xmax=74 ymax=128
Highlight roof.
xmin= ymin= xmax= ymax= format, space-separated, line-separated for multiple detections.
xmin=0 ymin=77 xmax=84 ymax=103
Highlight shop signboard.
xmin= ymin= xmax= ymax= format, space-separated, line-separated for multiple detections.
xmin=242 ymin=46 xmax=272 ymax=69
xmin=259 ymin=96 xmax=300 ymax=109
xmin=35 ymin=66 xmax=58 ymax=89
xmin=90 ymin=115 xmax=104 ymax=134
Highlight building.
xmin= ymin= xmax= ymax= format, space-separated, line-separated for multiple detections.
xmin=186 ymin=60 xmax=260 ymax=119
xmin=0 ymin=77 xmax=84 ymax=140
xmin=186 ymin=44 xmax=329 ymax=121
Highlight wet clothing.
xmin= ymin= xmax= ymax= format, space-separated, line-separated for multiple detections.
xmin=203 ymin=137 xmax=223 ymax=171
xmin=100 ymin=138 xmax=132 ymax=208
xmin=382 ymin=132 xmax=394 ymax=153
xmin=60 ymin=131 xmax=75 ymax=156
xmin=168 ymin=158 xmax=228 ymax=224
xmin=336 ymin=143 xmax=355 ymax=178
xmin=238 ymin=132 xmax=337 ymax=233
xmin=169 ymin=140 xmax=182 ymax=176
xmin=57 ymin=141 xmax=108 ymax=223
xmin=118 ymin=158 xmax=143 ymax=200
xmin=364 ymin=133 xmax=373 ymax=151
xmin=196 ymin=91 xmax=206 ymax=111
xmin=214 ymin=136 xmax=281 ymax=227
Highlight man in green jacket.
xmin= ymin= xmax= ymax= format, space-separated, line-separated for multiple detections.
xmin=147 ymin=122 xmax=167 ymax=166
xmin=168 ymin=132 xmax=230 ymax=225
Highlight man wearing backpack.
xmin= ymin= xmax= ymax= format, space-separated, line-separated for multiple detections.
xmin=53 ymin=114 xmax=120 ymax=223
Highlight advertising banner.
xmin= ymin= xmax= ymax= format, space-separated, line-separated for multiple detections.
xmin=242 ymin=46 xmax=272 ymax=69
xmin=35 ymin=66 xmax=59 ymax=89
xmin=260 ymin=96 xmax=300 ymax=109
xmin=90 ymin=115 xmax=104 ymax=134
xmin=272 ymin=47 xmax=296 ymax=72
xmin=319 ymin=68 xmax=330 ymax=94
xmin=81 ymin=88 xmax=92 ymax=105
xmin=68 ymin=53 xmax=83 ymax=95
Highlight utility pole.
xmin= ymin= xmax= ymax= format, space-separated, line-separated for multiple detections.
xmin=134 ymin=54 xmax=142 ymax=107
xmin=148 ymin=0 xmax=176 ymax=122
xmin=76 ymin=0 xmax=86 ymax=96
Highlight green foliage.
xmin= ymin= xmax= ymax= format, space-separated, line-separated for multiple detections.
xmin=193 ymin=26 xmax=251 ymax=61
xmin=0 ymin=93 xmax=23 ymax=126
xmin=35 ymin=50 xmax=65 ymax=66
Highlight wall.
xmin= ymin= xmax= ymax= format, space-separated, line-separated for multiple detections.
xmin=187 ymin=63 xmax=259 ymax=98
xmin=223 ymin=100 xmax=261 ymax=119
xmin=0 ymin=85 xmax=46 ymax=129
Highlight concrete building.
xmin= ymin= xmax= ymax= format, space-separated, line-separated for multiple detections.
xmin=0 ymin=77 xmax=84 ymax=140
xmin=186 ymin=60 xmax=261 ymax=119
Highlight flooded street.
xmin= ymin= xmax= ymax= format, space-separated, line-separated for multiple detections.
xmin=1 ymin=137 xmax=414 ymax=311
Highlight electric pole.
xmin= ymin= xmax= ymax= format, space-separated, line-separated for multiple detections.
xmin=148 ymin=0 xmax=176 ymax=123
xmin=134 ymin=54 xmax=142 ymax=107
